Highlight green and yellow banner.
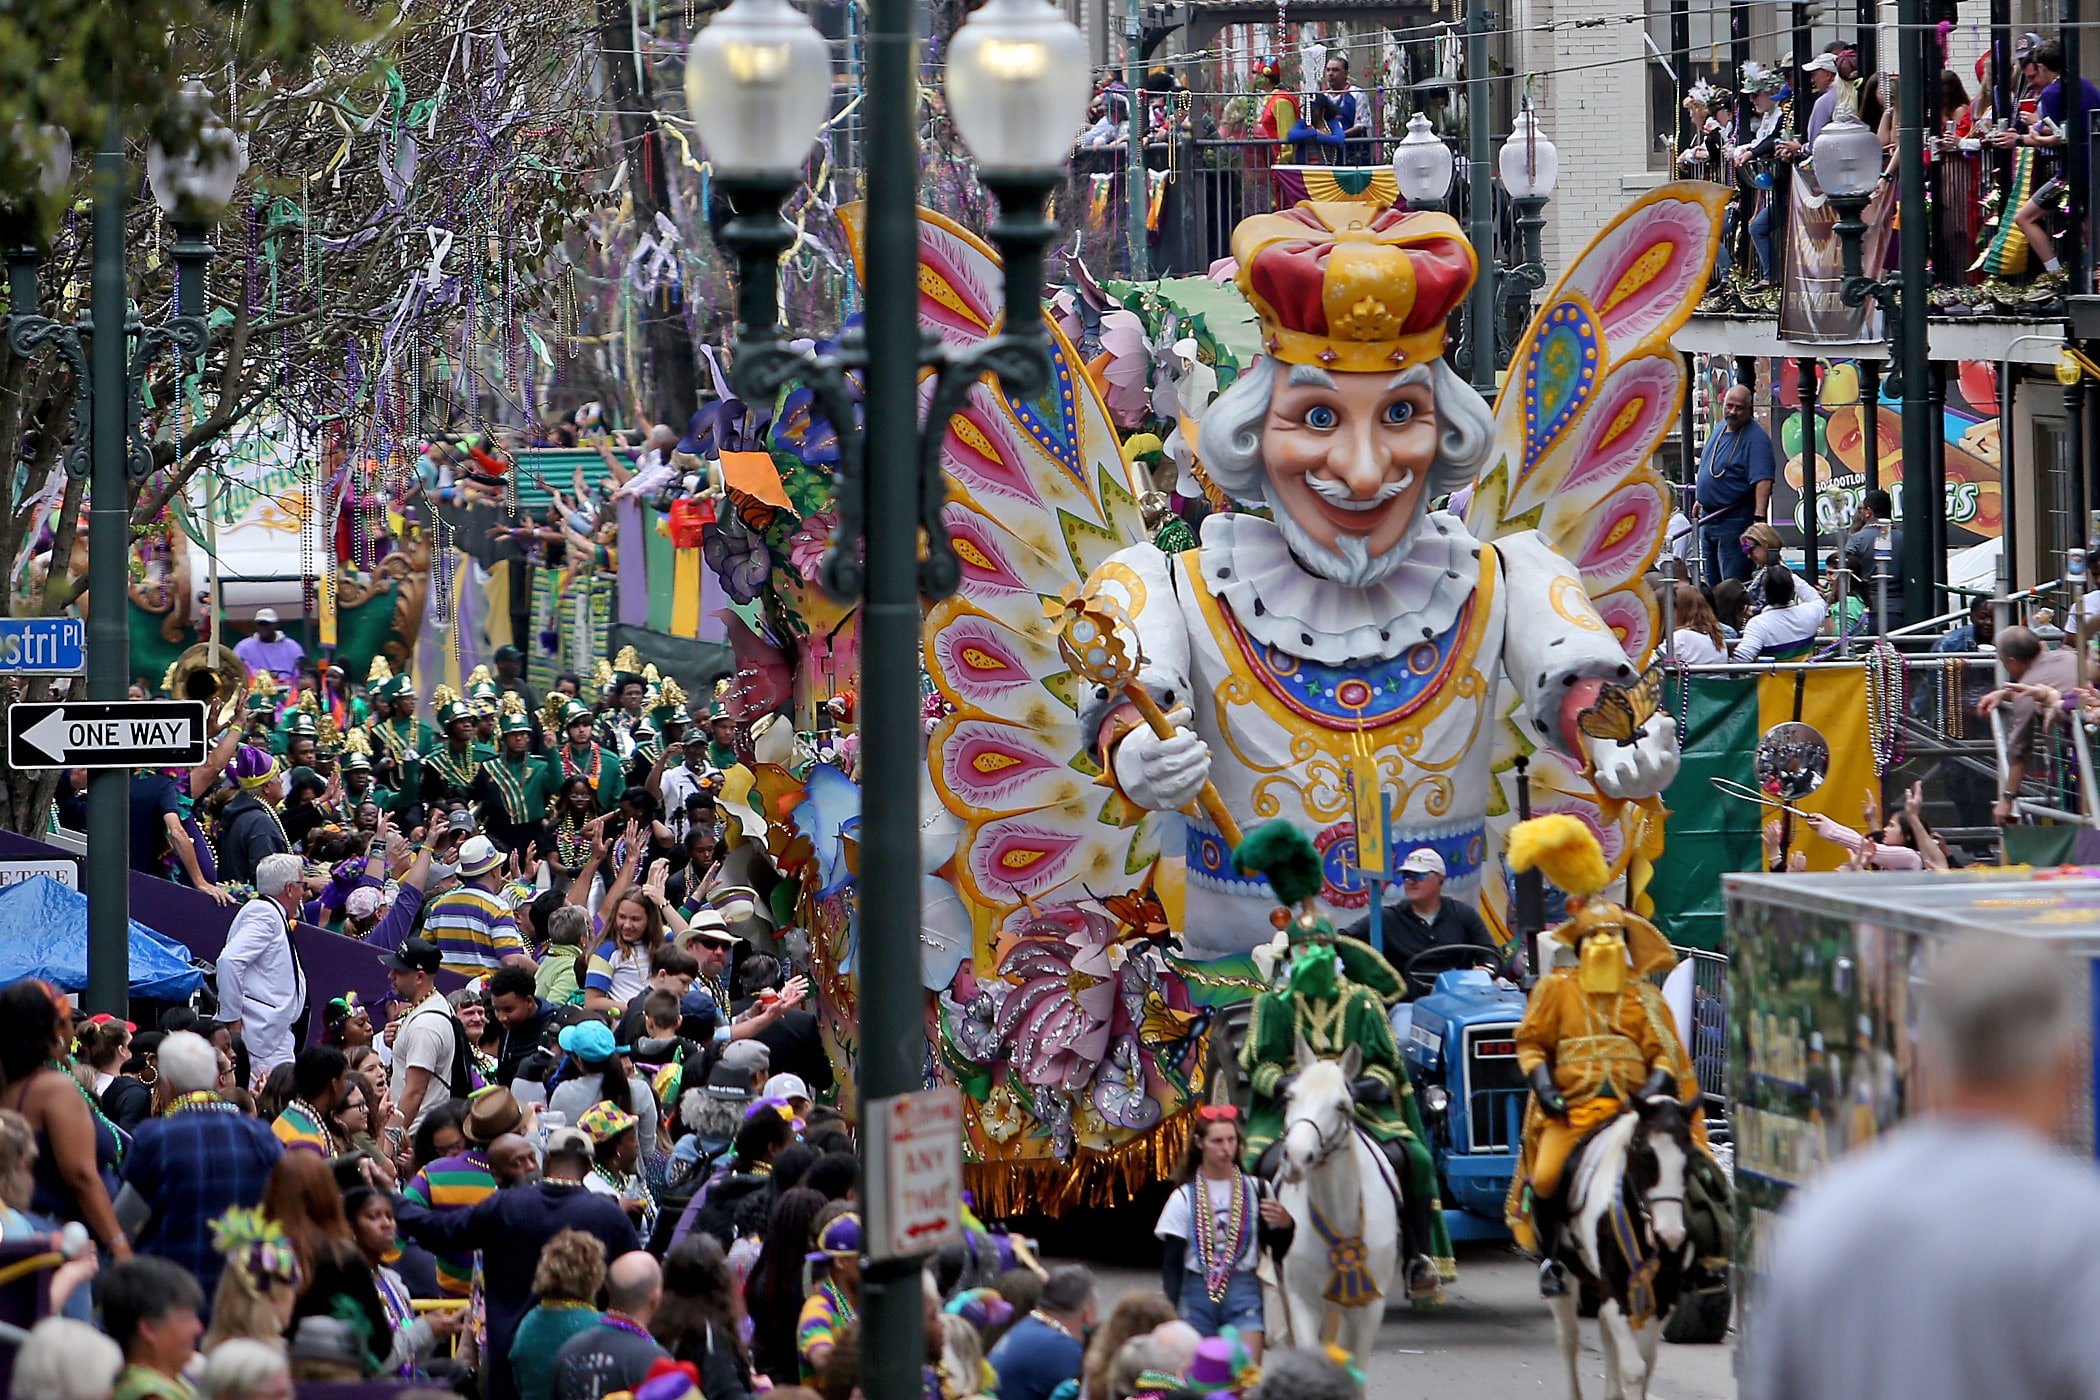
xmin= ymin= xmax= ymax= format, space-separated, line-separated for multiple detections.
xmin=1649 ymin=667 xmax=1873 ymax=950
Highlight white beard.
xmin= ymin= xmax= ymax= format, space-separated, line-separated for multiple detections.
xmin=1268 ymin=490 xmax=1424 ymax=589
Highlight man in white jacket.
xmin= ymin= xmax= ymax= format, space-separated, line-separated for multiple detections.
xmin=216 ymin=852 xmax=309 ymax=1074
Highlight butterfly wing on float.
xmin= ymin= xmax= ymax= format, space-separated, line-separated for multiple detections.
xmin=835 ymin=205 xmax=1159 ymax=962
xmin=1458 ymin=182 xmax=1731 ymax=933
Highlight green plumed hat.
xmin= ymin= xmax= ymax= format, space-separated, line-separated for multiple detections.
xmin=1233 ymin=819 xmax=1335 ymax=942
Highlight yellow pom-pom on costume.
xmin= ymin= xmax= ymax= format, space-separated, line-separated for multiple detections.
xmin=1506 ymin=814 xmax=1609 ymax=899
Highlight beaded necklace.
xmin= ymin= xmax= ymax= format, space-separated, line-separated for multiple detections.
xmin=1190 ymin=1170 xmax=1255 ymax=1303
xmin=43 ymin=1061 xmax=123 ymax=1166
xmin=164 ymin=1090 xmax=236 ymax=1115
xmin=428 ymin=745 xmax=477 ymax=794
xmin=821 ymin=1281 xmax=859 ymax=1329
xmin=1025 ymin=1308 xmax=1074 ymax=1342
xmin=598 ymin=1311 xmax=653 ymax=1341
xmin=554 ymin=819 xmax=593 ymax=870
xmin=1865 ymin=641 xmax=1907 ymax=774
xmin=561 ymin=742 xmax=607 ymax=787
xmin=284 ymin=1098 xmax=342 ymax=1154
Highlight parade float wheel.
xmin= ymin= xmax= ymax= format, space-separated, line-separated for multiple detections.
xmin=1663 ymin=1285 xmax=1734 ymax=1344
xmin=1209 ymin=1001 xmax=1255 ymax=1112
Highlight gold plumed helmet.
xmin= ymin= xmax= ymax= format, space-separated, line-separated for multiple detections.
xmin=1507 ymin=814 xmax=1674 ymax=976
xmin=433 ymin=684 xmax=473 ymax=729
xmin=498 ymin=691 xmax=534 ymax=735
xmin=541 ymin=692 xmax=571 ymax=735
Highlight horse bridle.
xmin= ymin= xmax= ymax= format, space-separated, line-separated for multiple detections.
xmin=1283 ymin=1109 xmax=1352 ymax=1171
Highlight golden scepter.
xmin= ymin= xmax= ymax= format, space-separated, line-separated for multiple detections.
xmin=1046 ymin=584 xmax=1243 ymax=846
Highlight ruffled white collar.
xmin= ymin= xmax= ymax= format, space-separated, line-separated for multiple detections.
xmin=1197 ymin=509 xmax=1484 ymax=665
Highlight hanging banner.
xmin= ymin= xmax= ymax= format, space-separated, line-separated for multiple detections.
xmin=1776 ymin=171 xmax=1896 ymax=344
xmin=1269 ymin=165 xmax=1398 ymax=210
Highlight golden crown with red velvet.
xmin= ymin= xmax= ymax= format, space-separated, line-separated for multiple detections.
xmin=1232 ymin=202 xmax=1479 ymax=373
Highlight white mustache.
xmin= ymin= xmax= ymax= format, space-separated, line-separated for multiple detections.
xmin=1305 ymin=470 xmax=1413 ymax=512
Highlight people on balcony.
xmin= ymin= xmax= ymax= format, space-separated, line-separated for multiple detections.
xmin=1287 ymin=93 xmax=1347 ymax=165
xmin=1321 ymin=54 xmax=1370 ymax=162
xmin=1735 ymin=64 xmax=1789 ymax=284
xmin=1989 ymin=40 xmax=2100 ymax=294
xmin=1250 ymin=57 xmax=1295 ymax=165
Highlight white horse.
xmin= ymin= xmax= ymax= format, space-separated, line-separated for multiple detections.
xmin=1265 ymin=1040 xmax=1400 ymax=1359
xmin=1543 ymin=1094 xmax=1695 ymax=1400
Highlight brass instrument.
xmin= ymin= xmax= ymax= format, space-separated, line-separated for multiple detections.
xmin=163 ymin=641 xmax=251 ymax=733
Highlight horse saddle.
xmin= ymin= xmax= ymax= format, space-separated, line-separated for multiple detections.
xmin=1564 ymin=1111 xmax=1638 ymax=1216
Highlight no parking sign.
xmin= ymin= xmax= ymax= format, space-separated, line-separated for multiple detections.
xmin=864 ymin=1088 xmax=963 ymax=1262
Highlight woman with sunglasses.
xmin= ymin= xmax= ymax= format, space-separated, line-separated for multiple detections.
xmin=1152 ymin=1105 xmax=1291 ymax=1361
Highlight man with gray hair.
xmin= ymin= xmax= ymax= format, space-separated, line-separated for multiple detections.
xmin=116 ymin=1030 xmax=283 ymax=1301
xmin=1743 ymin=933 xmax=2100 ymax=1400
xmin=216 ymin=851 xmax=310 ymax=1072
xmin=1076 ymin=203 xmax=1678 ymax=955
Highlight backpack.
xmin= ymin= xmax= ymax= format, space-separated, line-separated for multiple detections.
xmin=404 ymin=1001 xmax=478 ymax=1101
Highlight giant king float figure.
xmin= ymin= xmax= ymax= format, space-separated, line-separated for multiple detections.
xmin=1081 ymin=202 xmax=1685 ymax=958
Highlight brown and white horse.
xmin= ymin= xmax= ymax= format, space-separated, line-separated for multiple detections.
xmin=1542 ymin=1094 xmax=1695 ymax=1400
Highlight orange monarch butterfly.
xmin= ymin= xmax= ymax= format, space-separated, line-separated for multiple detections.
xmin=1576 ymin=663 xmax=1665 ymax=747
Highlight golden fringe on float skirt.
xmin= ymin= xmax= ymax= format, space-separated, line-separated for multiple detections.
xmin=964 ymin=1109 xmax=1194 ymax=1217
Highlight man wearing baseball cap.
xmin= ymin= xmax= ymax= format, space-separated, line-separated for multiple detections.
xmin=386 ymin=937 xmax=469 ymax=1132
xmin=1343 ymin=847 xmax=1500 ymax=999
xmin=234 ymin=606 xmax=306 ymax=683
xmin=1776 ymin=48 xmax=1843 ymax=160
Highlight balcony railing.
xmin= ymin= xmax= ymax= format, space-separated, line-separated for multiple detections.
xmin=1050 ymin=136 xmax=1525 ymax=283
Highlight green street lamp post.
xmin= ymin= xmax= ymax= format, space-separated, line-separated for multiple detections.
xmin=1496 ymin=105 xmax=1557 ymax=300
xmin=687 ymin=0 xmax=1090 ymax=1394
xmin=1392 ymin=111 xmax=1456 ymax=214
xmin=1815 ymin=106 xmax=1929 ymax=621
xmin=6 ymin=88 xmax=238 ymax=1014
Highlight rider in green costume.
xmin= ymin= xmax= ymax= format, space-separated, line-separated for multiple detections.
xmin=1234 ymin=819 xmax=1453 ymax=1299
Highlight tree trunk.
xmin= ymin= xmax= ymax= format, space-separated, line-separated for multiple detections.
xmin=596 ymin=0 xmax=699 ymax=427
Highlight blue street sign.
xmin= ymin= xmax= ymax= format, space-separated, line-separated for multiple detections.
xmin=0 ymin=619 xmax=85 ymax=675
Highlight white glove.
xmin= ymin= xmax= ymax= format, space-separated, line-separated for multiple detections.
xmin=1586 ymin=712 xmax=1680 ymax=800
xmin=1112 ymin=704 xmax=1212 ymax=813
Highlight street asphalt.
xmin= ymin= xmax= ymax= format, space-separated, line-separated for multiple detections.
xmin=1088 ymin=1242 xmax=1737 ymax=1399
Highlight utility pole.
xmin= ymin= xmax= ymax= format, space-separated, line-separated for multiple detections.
xmin=1465 ymin=0 xmax=1495 ymax=395
xmin=1125 ymin=0 xmax=1148 ymax=280
xmin=1895 ymin=0 xmax=1932 ymax=625
xmin=86 ymin=127 xmax=130 ymax=1015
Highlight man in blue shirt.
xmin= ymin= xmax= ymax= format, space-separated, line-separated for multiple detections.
xmin=116 ymin=1031 xmax=284 ymax=1306
xmin=1993 ymin=39 xmax=2100 ymax=284
xmin=989 ymin=1265 xmax=1096 ymax=1400
xmin=1694 ymin=384 xmax=1777 ymax=586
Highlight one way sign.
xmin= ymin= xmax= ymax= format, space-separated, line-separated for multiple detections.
xmin=8 ymin=701 xmax=208 ymax=770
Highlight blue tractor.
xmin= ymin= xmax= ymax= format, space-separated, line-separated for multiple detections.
xmin=1394 ymin=949 xmax=1531 ymax=1242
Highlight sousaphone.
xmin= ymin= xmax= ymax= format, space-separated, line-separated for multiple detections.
xmin=164 ymin=641 xmax=251 ymax=733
